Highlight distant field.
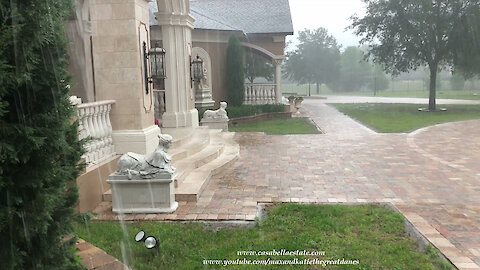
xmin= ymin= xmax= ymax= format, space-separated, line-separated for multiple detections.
xmin=282 ymin=84 xmax=333 ymax=96
xmin=282 ymin=82 xmax=480 ymax=100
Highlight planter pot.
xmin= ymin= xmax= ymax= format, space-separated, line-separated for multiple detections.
xmin=107 ymin=172 xmax=178 ymax=214
xmin=294 ymin=98 xmax=303 ymax=115
xmin=288 ymin=96 xmax=296 ymax=113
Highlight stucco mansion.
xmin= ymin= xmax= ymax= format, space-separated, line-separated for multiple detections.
xmin=66 ymin=0 xmax=293 ymax=212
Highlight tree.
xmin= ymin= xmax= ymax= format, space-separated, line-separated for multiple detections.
xmin=450 ymin=72 xmax=466 ymax=91
xmin=244 ymin=52 xmax=273 ymax=83
xmin=0 ymin=0 xmax=84 ymax=269
xmin=450 ymin=3 xmax=480 ymax=77
xmin=338 ymin=46 xmax=372 ymax=92
xmin=369 ymin=64 xmax=390 ymax=95
xmin=350 ymin=0 xmax=479 ymax=111
xmin=284 ymin=28 xmax=341 ymax=94
xmin=226 ymin=35 xmax=245 ymax=106
xmin=283 ymin=50 xmax=313 ymax=95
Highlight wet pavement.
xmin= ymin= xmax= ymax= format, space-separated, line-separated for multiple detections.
xmin=94 ymin=98 xmax=480 ymax=269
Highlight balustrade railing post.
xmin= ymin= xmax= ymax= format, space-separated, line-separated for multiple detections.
xmin=73 ymin=99 xmax=116 ymax=169
xmin=244 ymin=84 xmax=278 ymax=105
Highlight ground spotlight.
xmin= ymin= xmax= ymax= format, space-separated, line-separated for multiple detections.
xmin=135 ymin=230 xmax=146 ymax=242
xmin=144 ymin=236 xmax=158 ymax=249
xmin=135 ymin=230 xmax=158 ymax=249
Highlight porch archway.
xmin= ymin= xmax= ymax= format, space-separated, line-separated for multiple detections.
xmin=241 ymin=42 xmax=284 ymax=104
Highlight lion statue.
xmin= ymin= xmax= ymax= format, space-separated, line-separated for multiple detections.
xmin=117 ymin=134 xmax=175 ymax=179
xmin=202 ymin=101 xmax=228 ymax=120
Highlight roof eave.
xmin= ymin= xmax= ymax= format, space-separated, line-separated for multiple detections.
xmin=245 ymin=31 xmax=294 ymax=36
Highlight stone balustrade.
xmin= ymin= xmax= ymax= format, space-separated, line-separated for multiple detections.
xmin=74 ymin=99 xmax=116 ymax=168
xmin=244 ymin=83 xmax=277 ymax=105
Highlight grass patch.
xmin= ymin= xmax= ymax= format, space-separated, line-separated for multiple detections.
xmin=74 ymin=204 xmax=453 ymax=270
xmin=229 ymin=118 xmax=320 ymax=135
xmin=332 ymin=103 xmax=480 ymax=133
xmin=227 ymin=104 xmax=287 ymax=119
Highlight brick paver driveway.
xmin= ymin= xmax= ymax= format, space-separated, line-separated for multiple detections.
xmin=96 ymin=97 xmax=480 ymax=269
xmin=211 ymin=99 xmax=480 ymax=269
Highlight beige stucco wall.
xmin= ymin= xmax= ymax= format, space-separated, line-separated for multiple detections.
xmin=90 ymin=0 xmax=155 ymax=131
xmin=246 ymin=34 xmax=287 ymax=57
xmin=193 ymin=33 xmax=287 ymax=107
xmin=66 ymin=0 xmax=95 ymax=103
xmin=75 ymin=156 xmax=119 ymax=213
xmin=152 ymin=27 xmax=288 ymax=108
xmin=192 ymin=41 xmax=229 ymax=107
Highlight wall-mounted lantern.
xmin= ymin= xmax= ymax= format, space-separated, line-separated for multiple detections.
xmin=143 ymin=42 xmax=166 ymax=95
xmin=191 ymin=55 xmax=204 ymax=83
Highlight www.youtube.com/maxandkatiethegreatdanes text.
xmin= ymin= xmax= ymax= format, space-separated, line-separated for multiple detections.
xmin=202 ymin=249 xmax=360 ymax=267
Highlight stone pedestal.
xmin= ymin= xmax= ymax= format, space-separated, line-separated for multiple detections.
xmin=200 ymin=118 xmax=229 ymax=131
xmin=107 ymin=172 xmax=178 ymax=214
xmin=112 ymin=125 xmax=160 ymax=155
xmin=194 ymin=87 xmax=215 ymax=109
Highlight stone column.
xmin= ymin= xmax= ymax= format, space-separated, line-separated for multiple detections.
xmin=90 ymin=0 xmax=160 ymax=155
xmin=155 ymin=0 xmax=199 ymax=128
xmin=274 ymin=58 xmax=283 ymax=103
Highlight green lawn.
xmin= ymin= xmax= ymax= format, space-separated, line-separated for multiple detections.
xmin=332 ymin=103 xmax=480 ymax=133
xmin=229 ymin=118 xmax=320 ymax=135
xmin=74 ymin=204 xmax=452 ymax=270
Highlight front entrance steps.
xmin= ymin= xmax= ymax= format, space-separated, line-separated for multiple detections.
xmin=102 ymin=127 xmax=239 ymax=203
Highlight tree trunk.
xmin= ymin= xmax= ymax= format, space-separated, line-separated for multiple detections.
xmin=428 ymin=65 xmax=437 ymax=111
xmin=308 ymin=81 xmax=311 ymax=96
xmin=316 ymin=82 xmax=320 ymax=94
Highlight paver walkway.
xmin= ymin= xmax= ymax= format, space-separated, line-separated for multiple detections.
xmin=94 ymin=98 xmax=480 ymax=269
xmin=75 ymin=238 xmax=130 ymax=270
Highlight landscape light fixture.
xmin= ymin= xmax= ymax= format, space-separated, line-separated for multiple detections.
xmin=135 ymin=230 xmax=146 ymax=242
xmin=135 ymin=230 xmax=158 ymax=249
xmin=144 ymin=236 xmax=158 ymax=249
xmin=143 ymin=42 xmax=166 ymax=95
xmin=191 ymin=55 xmax=204 ymax=83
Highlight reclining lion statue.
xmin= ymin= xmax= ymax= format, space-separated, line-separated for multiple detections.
xmin=202 ymin=101 xmax=228 ymax=120
xmin=116 ymin=134 xmax=175 ymax=179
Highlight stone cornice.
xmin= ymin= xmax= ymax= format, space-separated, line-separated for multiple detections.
xmin=154 ymin=12 xmax=195 ymax=29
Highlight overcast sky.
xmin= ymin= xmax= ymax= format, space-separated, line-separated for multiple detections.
xmin=286 ymin=0 xmax=366 ymax=51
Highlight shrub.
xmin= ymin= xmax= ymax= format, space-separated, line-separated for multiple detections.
xmin=0 ymin=0 xmax=84 ymax=269
xmin=226 ymin=35 xmax=245 ymax=106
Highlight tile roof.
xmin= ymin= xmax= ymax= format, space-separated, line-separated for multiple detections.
xmin=149 ymin=0 xmax=294 ymax=34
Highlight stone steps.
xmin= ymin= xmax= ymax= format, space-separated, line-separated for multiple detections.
xmin=174 ymin=143 xmax=225 ymax=187
xmin=164 ymin=126 xmax=208 ymax=149
xmin=175 ymin=132 xmax=239 ymax=202
xmin=169 ymin=127 xmax=212 ymax=161
xmin=102 ymin=128 xmax=239 ymax=204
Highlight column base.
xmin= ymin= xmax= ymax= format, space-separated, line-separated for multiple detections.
xmin=112 ymin=125 xmax=161 ymax=155
xmin=162 ymin=109 xmax=199 ymax=128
